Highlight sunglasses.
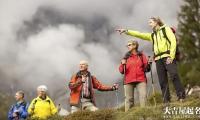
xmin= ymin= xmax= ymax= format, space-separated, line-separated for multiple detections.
xmin=127 ymin=43 xmax=136 ymax=47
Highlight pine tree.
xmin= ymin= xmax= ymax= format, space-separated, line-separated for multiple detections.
xmin=177 ymin=0 xmax=200 ymax=86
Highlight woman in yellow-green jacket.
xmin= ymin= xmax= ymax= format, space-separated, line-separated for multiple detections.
xmin=116 ymin=17 xmax=185 ymax=104
xmin=28 ymin=85 xmax=57 ymax=119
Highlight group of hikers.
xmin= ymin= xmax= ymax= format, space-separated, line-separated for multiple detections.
xmin=8 ymin=16 xmax=186 ymax=119
xmin=8 ymin=85 xmax=58 ymax=120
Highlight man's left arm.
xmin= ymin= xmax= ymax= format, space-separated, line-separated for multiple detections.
xmin=92 ymin=76 xmax=116 ymax=91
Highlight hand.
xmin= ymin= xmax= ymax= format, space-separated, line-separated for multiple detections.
xmin=57 ymin=104 xmax=61 ymax=112
xmin=12 ymin=112 xmax=18 ymax=117
xmin=121 ymin=59 xmax=126 ymax=65
xmin=148 ymin=56 xmax=153 ymax=64
xmin=112 ymin=84 xmax=119 ymax=90
xmin=115 ymin=29 xmax=127 ymax=35
xmin=166 ymin=57 xmax=173 ymax=64
xmin=31 ymin=105 xmax=35 ymax=111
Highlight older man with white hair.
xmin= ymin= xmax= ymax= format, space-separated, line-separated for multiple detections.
xmin=69 ymin=60 xmax=118 ymax=113
xmin=28 ymin=85 xmax=57 ymax=119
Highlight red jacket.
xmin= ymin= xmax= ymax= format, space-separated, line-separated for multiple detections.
xmin=68 ymin=72 xmax=113 ymax=106
xmin=119 ymin=52 xmax=148 ymax=84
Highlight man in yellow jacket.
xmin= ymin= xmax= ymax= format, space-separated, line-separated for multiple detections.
xmin=28 ymin=85 xmax=57 ymax=119
xmin=116 ymin=17 xmax=185 ymax=104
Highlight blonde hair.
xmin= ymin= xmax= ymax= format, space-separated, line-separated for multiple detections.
xmin=150 ymin=17 xmax=164 ymax=26
xmin=127 ymin=40 xmax=139 ymax=50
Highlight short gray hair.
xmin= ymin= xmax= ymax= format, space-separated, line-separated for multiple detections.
xmin=79 ymin=60 xmax=89 ymax=66
xmin=16 ymin=90 xmax=24 ymax=98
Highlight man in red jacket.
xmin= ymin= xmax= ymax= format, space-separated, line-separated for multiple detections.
xmin=119 ymin=40 xmax=148 ymax=112
xmin=69 ymin=60 xmax=118 ymax=113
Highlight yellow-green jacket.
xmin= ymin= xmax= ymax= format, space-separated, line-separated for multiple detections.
xmin=125 ymin=25 xmax=176 ymax=60
xmin=28 ymin=96 xmax=57 ymax=119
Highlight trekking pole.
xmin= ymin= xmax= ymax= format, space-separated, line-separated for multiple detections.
xmin=114 ymin=83 xmax=119 ymax=109
xmin=123 ymin=64 xmax=126 ymax=85
xmin=123 ymin=64 xmax=126 ymax=111
xmin=81 ymin=76 xmax=84 ymax=111
xmin=148 ymin=56 xmax=157 ymax=107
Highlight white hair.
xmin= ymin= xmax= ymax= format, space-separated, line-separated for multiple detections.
xmin=37 ymin=85 xmax=48 ymax=92
xmin=79 ymin=60 xmax=89 ymax=66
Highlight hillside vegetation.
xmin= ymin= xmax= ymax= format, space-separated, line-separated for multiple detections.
xmin=1 ymin=90 xmax=200 ymax=120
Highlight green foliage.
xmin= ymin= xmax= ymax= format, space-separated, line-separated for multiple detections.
xmin=1 ymin=92 xmax=200 ymax=120
xmin=0 ymin=93 xmax=14 ymax=120
xmin=26 ymin=114 xmax=65 ymax=120
xmin=147 ymin=92 xmax=163 ymax=105
xmin=177 ymin=0 xmax=200 ymax=86
xmin=65 ymin=109 xmax=115 ymax=120
xmin=178 ymin=59 xmax=200 ymax=86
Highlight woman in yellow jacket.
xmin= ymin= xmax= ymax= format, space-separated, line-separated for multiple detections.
xmin=28 ymin=85 xmax=57 ymax=119
xmin=116 ymin=17 xmax=185 ymax=104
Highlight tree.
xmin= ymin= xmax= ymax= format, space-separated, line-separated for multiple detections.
xmin=177 ymin=0 xmax=200 ymax=86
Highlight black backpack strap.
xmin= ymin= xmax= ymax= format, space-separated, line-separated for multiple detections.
xmin=151 ymin=33 xmax=154 ymax=44
xmin=161 ymin=27 xmax=171 ymax=44
xmin=124 ymin=51 xmax=132 ymax=59
xmin=46 ymin=100 xmax=51 ymax=104
xmin=137 ymin=52 xmax=145 ymax=70
xmin=138 ymin=52 xmax=150 ymax=73
xmin=33 ymin=99 xmax=37 ymax=105
xmin=151 ymin=31 xmax=156 ymax=52
xmin=76 ymin=71 xmax=82 ymax=78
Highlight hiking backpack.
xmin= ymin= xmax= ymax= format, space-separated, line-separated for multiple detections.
xmin=151 ymin=27 xmax=181 ymax=61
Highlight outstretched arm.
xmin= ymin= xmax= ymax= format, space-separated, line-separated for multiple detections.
xmin=92 ymin=76 xmax=117 ymax=91
xmin=116 ymin=29 xmax=152 ymax=41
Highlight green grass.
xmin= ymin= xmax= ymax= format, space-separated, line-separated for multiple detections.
xmin=1 ymin=92 xmax=200 ymax=120
xmin=64 ymin=93 xmax=200 ymax=120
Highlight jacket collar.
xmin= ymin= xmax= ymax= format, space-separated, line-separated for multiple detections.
xmin=154 ymin=24 xmax=166 ymax=32
xmin=158 ymin=24 xmax=166 ymax=30
xmin=36 ymin=96 xmax=50 ymax=101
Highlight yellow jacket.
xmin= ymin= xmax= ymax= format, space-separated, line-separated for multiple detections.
xmin=126 ymin=25 xmax=176 ymax=60
xmin=28 ymin=96 xmax=57 ymax=119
